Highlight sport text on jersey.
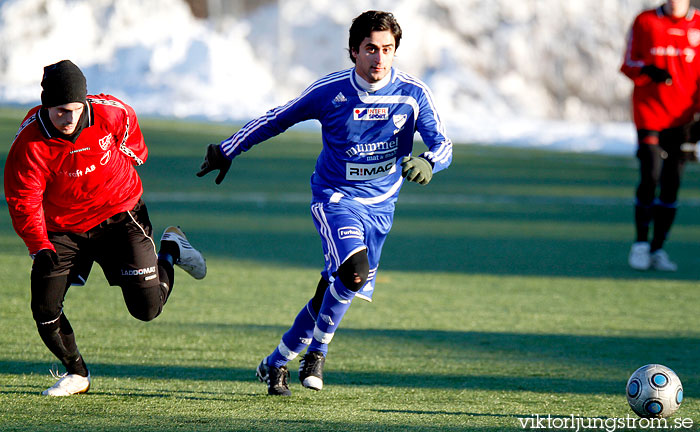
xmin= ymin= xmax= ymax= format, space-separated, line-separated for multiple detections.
xmin=353 ymin=107 xmax=389 ymax=121
xmin=59 ymin=164 xmax=96 ymax=178
xmin=650 ymin=46 xmax=696 ymax=62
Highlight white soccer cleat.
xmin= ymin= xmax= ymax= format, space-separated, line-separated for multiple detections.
xmin=41 ymin=373 xmax=91 ymax=396
xmin=161 ymin=226 xmax=206 ymax=279
xmin=628 ymin=242 xmax=651 ymax=271
xmin=650 ymin=249 xmax=677 ymax=272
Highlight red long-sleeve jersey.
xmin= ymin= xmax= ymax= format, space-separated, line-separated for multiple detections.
xmin=5 ymin=94 xmax=147 ymax=255
xmin=621 ymin=6 xmax=700 ymax=131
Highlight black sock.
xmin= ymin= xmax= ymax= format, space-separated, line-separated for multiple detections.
xmin=634 ymin=204 xmax=653 ymax=243
xmin=37 ymin=313 xmax=88 ymax=377
xmin=157 ymin=259 xmax=174 ymax=304
xmin=650 ymin=205 xmax=677 ymax=252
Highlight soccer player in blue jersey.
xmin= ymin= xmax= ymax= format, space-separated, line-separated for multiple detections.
xmin=198 ymin=10 xmax=452 ymax=396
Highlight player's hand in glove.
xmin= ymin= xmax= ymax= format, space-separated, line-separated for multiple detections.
xmin=32 ymin=249 xmax=58 ymax=273
xmin=401 ymin=156 xmax=433 ymax=185
xmin=686 ymin=119 xmax=700 ymax=143
xmin=641 ymin=65 xmax=672 ymax=84
xmin=196 ymin=144 xmax=232 ymax=184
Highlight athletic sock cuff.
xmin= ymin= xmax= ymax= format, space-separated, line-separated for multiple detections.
xmin=330 ymin=278 xmax=356 ymax=302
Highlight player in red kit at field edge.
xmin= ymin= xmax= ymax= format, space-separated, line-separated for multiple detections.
xmin=620 ymin=0 xmax=700 ymax=271
xmin=4 ymin=60 xmax=206 ymax=396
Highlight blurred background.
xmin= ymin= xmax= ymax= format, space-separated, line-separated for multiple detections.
xmin=1 ymin=0 xmax=698 ymax=153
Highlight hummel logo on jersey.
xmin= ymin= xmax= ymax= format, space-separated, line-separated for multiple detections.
xmin=338 ymin=227 xmax=363 ymax=240
xmin=353 ymin=107 xmax=389 ymax=121
xmin=332 ymin=92 xmax=347 ymax=107
xmin=320 ymin=314 xmax=335 ymax=326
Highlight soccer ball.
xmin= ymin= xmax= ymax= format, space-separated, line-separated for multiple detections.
xmin=626 ymin=364 xmax=683 ymax=418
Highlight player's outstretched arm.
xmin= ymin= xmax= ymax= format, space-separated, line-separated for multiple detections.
xmin=401 ymin=156 xmax=433 ymax=185
xmin=197 ymin=144 xmax=232 ymax=184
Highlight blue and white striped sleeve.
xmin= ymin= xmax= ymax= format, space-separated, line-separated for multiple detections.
xmin=219 ymin=86 xmax=320 ymax=160
xmin=415 ymin=85 xmax=452 ymax=174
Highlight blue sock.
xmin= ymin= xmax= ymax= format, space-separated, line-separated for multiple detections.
xmin=266 ymin=300 xmax=317 ymax=368
xmin=157 ymin=252 xmax=174 ymax=267
xmin=307 ymin=278 xmax=355 ymax=356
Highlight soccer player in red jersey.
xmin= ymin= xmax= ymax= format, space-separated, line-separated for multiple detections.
xmin=621 ymin=0 xmax=700 ymax=271
xmin=5 ymin=60 xmax=207 ymax=396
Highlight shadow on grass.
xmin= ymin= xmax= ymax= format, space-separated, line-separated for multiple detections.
xmin=0 ymin=361 xmax=611 ymax=394
xmin=1 ymin=194 xmax=699 ymax=281
xmin=135 ymin=198 xmax=700 ymax=281
xmin=190 ymin=227 xmax=700 ymax=281
xmin=3 ymin=328 xmax=698 ymax=396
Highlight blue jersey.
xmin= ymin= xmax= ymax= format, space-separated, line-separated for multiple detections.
xmin=220 ymin=67 xmax=452 ymax=207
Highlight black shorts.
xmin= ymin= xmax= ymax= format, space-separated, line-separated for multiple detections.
xmin=42 ymin=199 xmax=160 ymax=289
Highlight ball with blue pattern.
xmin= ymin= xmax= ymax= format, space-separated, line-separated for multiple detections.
xmin=626 ymin=364 xmax=683 ymax=418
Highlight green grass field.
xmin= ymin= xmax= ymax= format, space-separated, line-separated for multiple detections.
xmin=1 ymin=106 xmax=699 ymax=431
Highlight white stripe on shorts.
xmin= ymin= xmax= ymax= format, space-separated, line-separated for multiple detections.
xmin=311 ymin=203 xmax=340 ymax=270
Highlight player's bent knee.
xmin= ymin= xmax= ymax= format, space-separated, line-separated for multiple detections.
xmin=126 ymin=302 xmax=162 ymax=322
xmin=337 ymin=249 xmax=369 ymax=292
xmin=122 ymin=282 xmax=165 ymax=322
xmin=31 ymin=301 xmax=62 ymax=325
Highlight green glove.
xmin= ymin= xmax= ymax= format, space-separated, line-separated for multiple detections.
xmin=401 ymin=156 xmax=433 ymax=185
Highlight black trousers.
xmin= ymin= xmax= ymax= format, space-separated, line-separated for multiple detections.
xmin=634 ymin=130 xmax=686 ymax=249
xmin=30 ymin=200 xmax=174 ymax=375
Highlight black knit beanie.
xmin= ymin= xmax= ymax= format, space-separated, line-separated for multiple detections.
xmin=40 ymin=60 xmax=87 ymax=108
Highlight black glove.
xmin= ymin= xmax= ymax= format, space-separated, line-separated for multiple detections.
xmin=681 ymin=142 xmax=698 ymax=162
xmin=32 ymin=249 xmax=59 ymax=274
xmin=641 ymin=65 xmax=672 ymax=84
xmin=196 ymin=144 xmax=232 ymax=185
xmin=686 ymin=119 xmax=700 ymax=143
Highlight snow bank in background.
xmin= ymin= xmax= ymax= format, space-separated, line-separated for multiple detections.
xmin=0 ymin=0 xmax=660 ymax=154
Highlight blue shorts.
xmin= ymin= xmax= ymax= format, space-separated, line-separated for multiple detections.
xmin=310 ymin=200 xmax=393 ymax=301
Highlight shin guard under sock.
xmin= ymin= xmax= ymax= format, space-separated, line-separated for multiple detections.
xmin=307 ymin=279 xmax=356 ymax=356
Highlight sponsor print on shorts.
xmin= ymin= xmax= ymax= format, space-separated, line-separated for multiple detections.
xmin=121 ymin=266 xmax=156 ymax=276
xmin=337 ymin=226 xmax=363 ymax=240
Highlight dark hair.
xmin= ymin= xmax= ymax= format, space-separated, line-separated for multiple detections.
xmin=348 ymin=10 xmax=402 ymax=64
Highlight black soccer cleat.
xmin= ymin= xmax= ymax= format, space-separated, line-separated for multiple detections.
xmin=256 ymin=358 xmax=291 ymax=396
xmin=299 ymin=351 xmax=325 ymax=391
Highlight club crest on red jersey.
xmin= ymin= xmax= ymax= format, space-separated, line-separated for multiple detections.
xmin=98 ymin=134 xmax=114 ymax=151
xmin=688 ymin=28 xmax=700 ymax=47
